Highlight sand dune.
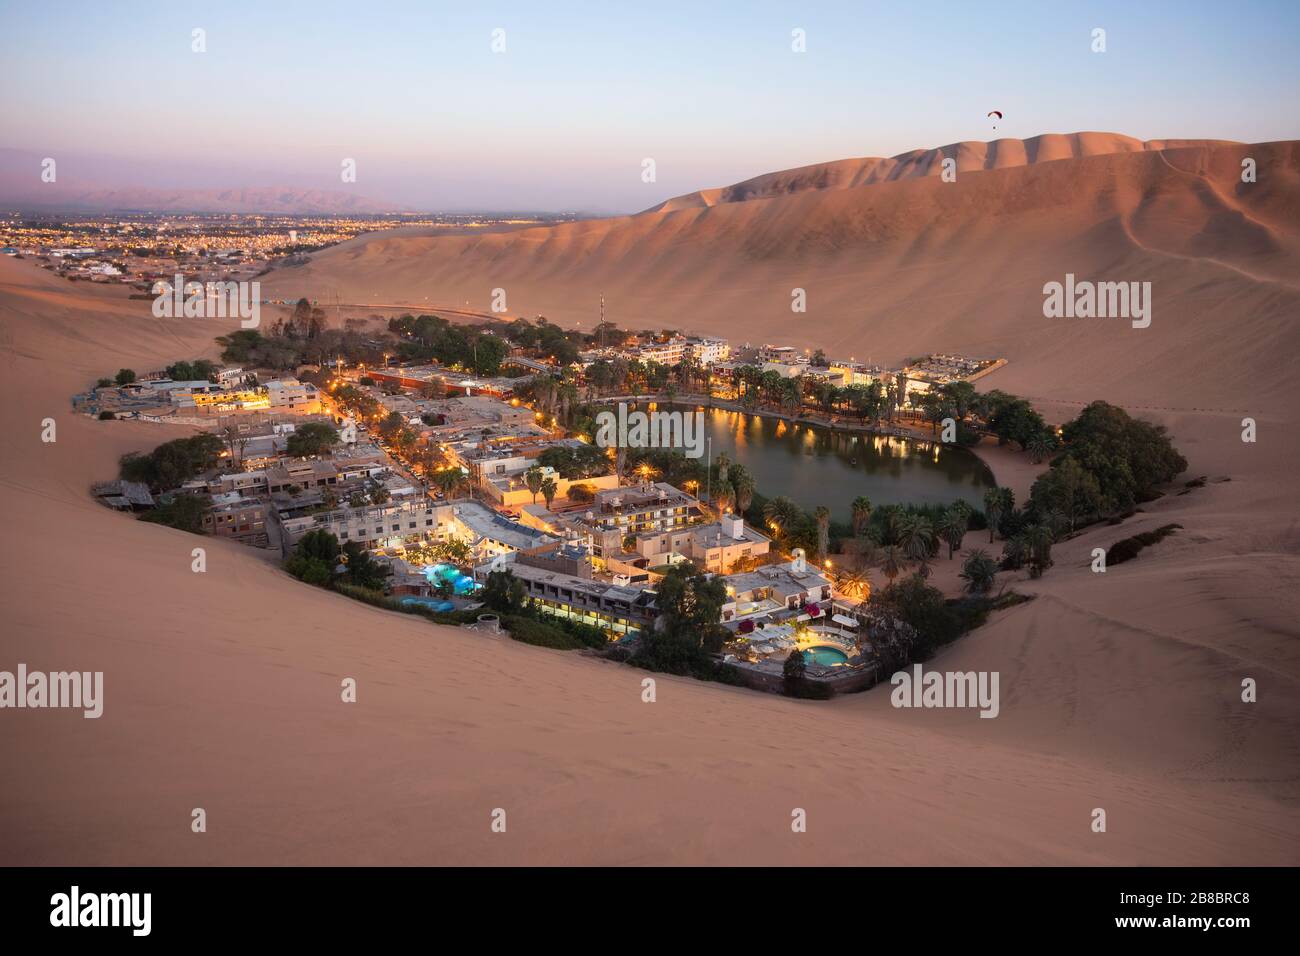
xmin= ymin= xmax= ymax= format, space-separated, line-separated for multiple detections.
xmin=1 ymin=244 xmax=1297 ymax=864
xmin=262 ymin=135 xmax=1300 ymax=418
xmin=3 ymin=130 xmax=1299 ymax=864
xmin=646 ymin=132 xmax=1241 ymax=211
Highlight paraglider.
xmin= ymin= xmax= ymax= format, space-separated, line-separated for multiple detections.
xmin=987 ymin=110 xmax=1003 ymax=130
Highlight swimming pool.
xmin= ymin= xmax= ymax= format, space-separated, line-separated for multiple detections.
xmin=400 ymin=596 xmax=456 ymax=613
xmin=801 ymin=645 xmax=850 ymax=666
xmin=422 ymin=563 xmax=478 ymax=595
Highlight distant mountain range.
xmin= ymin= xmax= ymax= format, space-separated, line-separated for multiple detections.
xmin=0 ymin=184 xmax=398 ymax=216
xmin=0 ymin=149 xmax=400 ymax=214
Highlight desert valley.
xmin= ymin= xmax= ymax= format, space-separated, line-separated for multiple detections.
xmin=2 ymin=130 xmax=1298 ymax=866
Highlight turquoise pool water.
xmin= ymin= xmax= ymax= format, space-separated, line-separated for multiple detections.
xmin=400 ymin=596 xmax=456 ymax=613
xmin=422 ymin=562 xmax=478 ymax=595
xmin=802 ymin=645 xmax=849 ymax=666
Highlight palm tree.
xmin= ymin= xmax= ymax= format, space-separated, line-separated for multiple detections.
xmin=897 ymin=514 xmax=935 ymax=563
xmin=1027 ymin=430 xmax=1058 ymax=464
xmin=714 ymin=452 xmax=730 ymax=490
xmin=524 ymin=465 xmax=544 ymax=504
xmin=937 ymin=507 xmax=969 ymax=559
xmin=814 ymin=505 xmax=831 ymax=565
xmin=713 ymin=486 xmax=735 ymax=516
xmin=959 ymin=549 xmax=999 ymax=595
xmin=1001 ymin=534 xmax=1028 ymax=571
xmin=540 ymin=477 xmax=557 ymax=510
xmin=983 ymin=487 xmax=1004 ymax=542
xmin=432 ymin=467 xmax=463 ymax=499
xmin=984 ymin=486 xmax=1015 ymax=542
xmin=876 ymin=504 xmax=905 ymax=546
xmin=434 ymin=538 xmax=473 ymax=568
xmin=998 ymin=487 xmax=1015 ymax=520
xmin=833 ymin=568 xmax=869 ymax=601
xmin=762 ymin=496 xmax=801 ymax=540
xmin=878 ymin=545 xmax=907 ymax=585
xmin=1024 ymin=524 xmax=1054 ymax=578
xmin=732 ymin=467 xmax=756 ymax=515
xmin=850 ymin=496 xmax=873 ymax=539
xmin=781 ymin=385 xmax=802 ymax=418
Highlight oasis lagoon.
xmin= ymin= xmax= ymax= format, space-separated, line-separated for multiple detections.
xmin=679 ymin=406 xmax=995 ymax=523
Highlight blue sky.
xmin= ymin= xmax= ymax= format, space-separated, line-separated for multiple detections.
xmin=2 ymin=0 xmax=1297 ymax=212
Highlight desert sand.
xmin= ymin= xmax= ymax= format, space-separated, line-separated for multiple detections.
xmin=2 ymin=133 xmax=1298 ymax=864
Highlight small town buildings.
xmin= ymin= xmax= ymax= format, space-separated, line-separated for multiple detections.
xmin=719 ymin=553 xmax=833 ymax=631
xmin=633 ymin=512 xmax=770 ymax=574
xmin=202 ymin=498 xmax=268 ymax=547
xmin=264 ymin=378 xmax=322 ymax=415
xmin=280 ymin=498 xmax=454 ymax=554
xmin=686 ymin=335 xmax=730 ymax=365
xmin=90 ymin=480 xmax=154 ymax=511
xmin=475 ymin=545 xmax=656 ymax=638
xmin=574 ymin=482 xmax=700 ymax=555
xmin=446 ymin=501 xmax=559 ymax=558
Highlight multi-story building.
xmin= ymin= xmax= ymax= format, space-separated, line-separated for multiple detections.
xmin=758 ymin=344 xmax=803 ymax=362
xmin=446 ymin=501 xmax=559 ymax=559
xmin=575 ymin=481 xmax=700 ymax=554
xmin=719 ymin=553 xmax=833 ymax=631
xmin=633 ymin=513 xmax=770 ymax=573
xmin=279 ymin=497 xmax=558 ymax=559
xmin=263 ymin=459 xmax=343 ymax=495
xmin=686 ymin=336 xmax=730 ymax=365
xmin=475 ymin=546 xmax=656 ymax=638
xmin=827 ymin=362 xmax=886 ymax=387
xmin=635 ymin=337 xmax=689 ymax=366
xmin=280 ymin=498 xmax=455 ymax=553
xmin=202 ymin=498 xmax=269 ymax=547
xmin=264 ymin=378 xmax=322 ymax=415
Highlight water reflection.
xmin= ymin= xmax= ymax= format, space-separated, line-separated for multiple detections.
xmin=687 ymin=406 xmax=995 ymax=522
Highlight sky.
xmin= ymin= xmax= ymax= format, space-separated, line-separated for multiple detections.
xmin=2 ymin=0 xmax=1298 ymax=213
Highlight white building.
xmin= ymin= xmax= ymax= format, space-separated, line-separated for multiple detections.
xmin=687 ymin=336 xmax=730 ymax=365
xmin=264 ymin=378 xmax=321 ymax=414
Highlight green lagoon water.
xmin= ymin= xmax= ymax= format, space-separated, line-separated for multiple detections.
xmin=686 ymin=406 xmax=995 ymax=523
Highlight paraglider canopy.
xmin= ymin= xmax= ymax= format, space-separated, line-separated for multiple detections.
xmin=987 ymin=110 xmax=1003 ymax=119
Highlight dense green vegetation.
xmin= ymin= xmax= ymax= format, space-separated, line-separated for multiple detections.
xmin=284 ymin=530 xmax=391 ymax=590
xmin=627 ymin=564 xmax=742 ymax=683
xmin=499 ymin=316 xmax=584 ymax=366
xmin=138 ymin=493 xmax=211 ymax=534
xmin=119 ymin=433 xmax=224 ymax=490
xmin=217 ymin=299 xmax=385 ymax=370
xmin=478 ymin=568 xmax=608 ymax=649
xmin=165 ymin=359 xmax=220 ymax=382
xmin=284 ymin=422 xmax=339 ymax=458
xmin=1105 ymin=524 xmax=1182 ymax=566
xmin=1031 ymin=401 xmax=1187 ymax=516
xmin=535 ymin=444 xmax=609 ymax=479
xmin=867 ymin=575 xmax=1030 ymax=672
xmin=782 ymin=649 xmax=835 ymax=699
xmin=386 ymin=314 xmax=511 ymax=376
